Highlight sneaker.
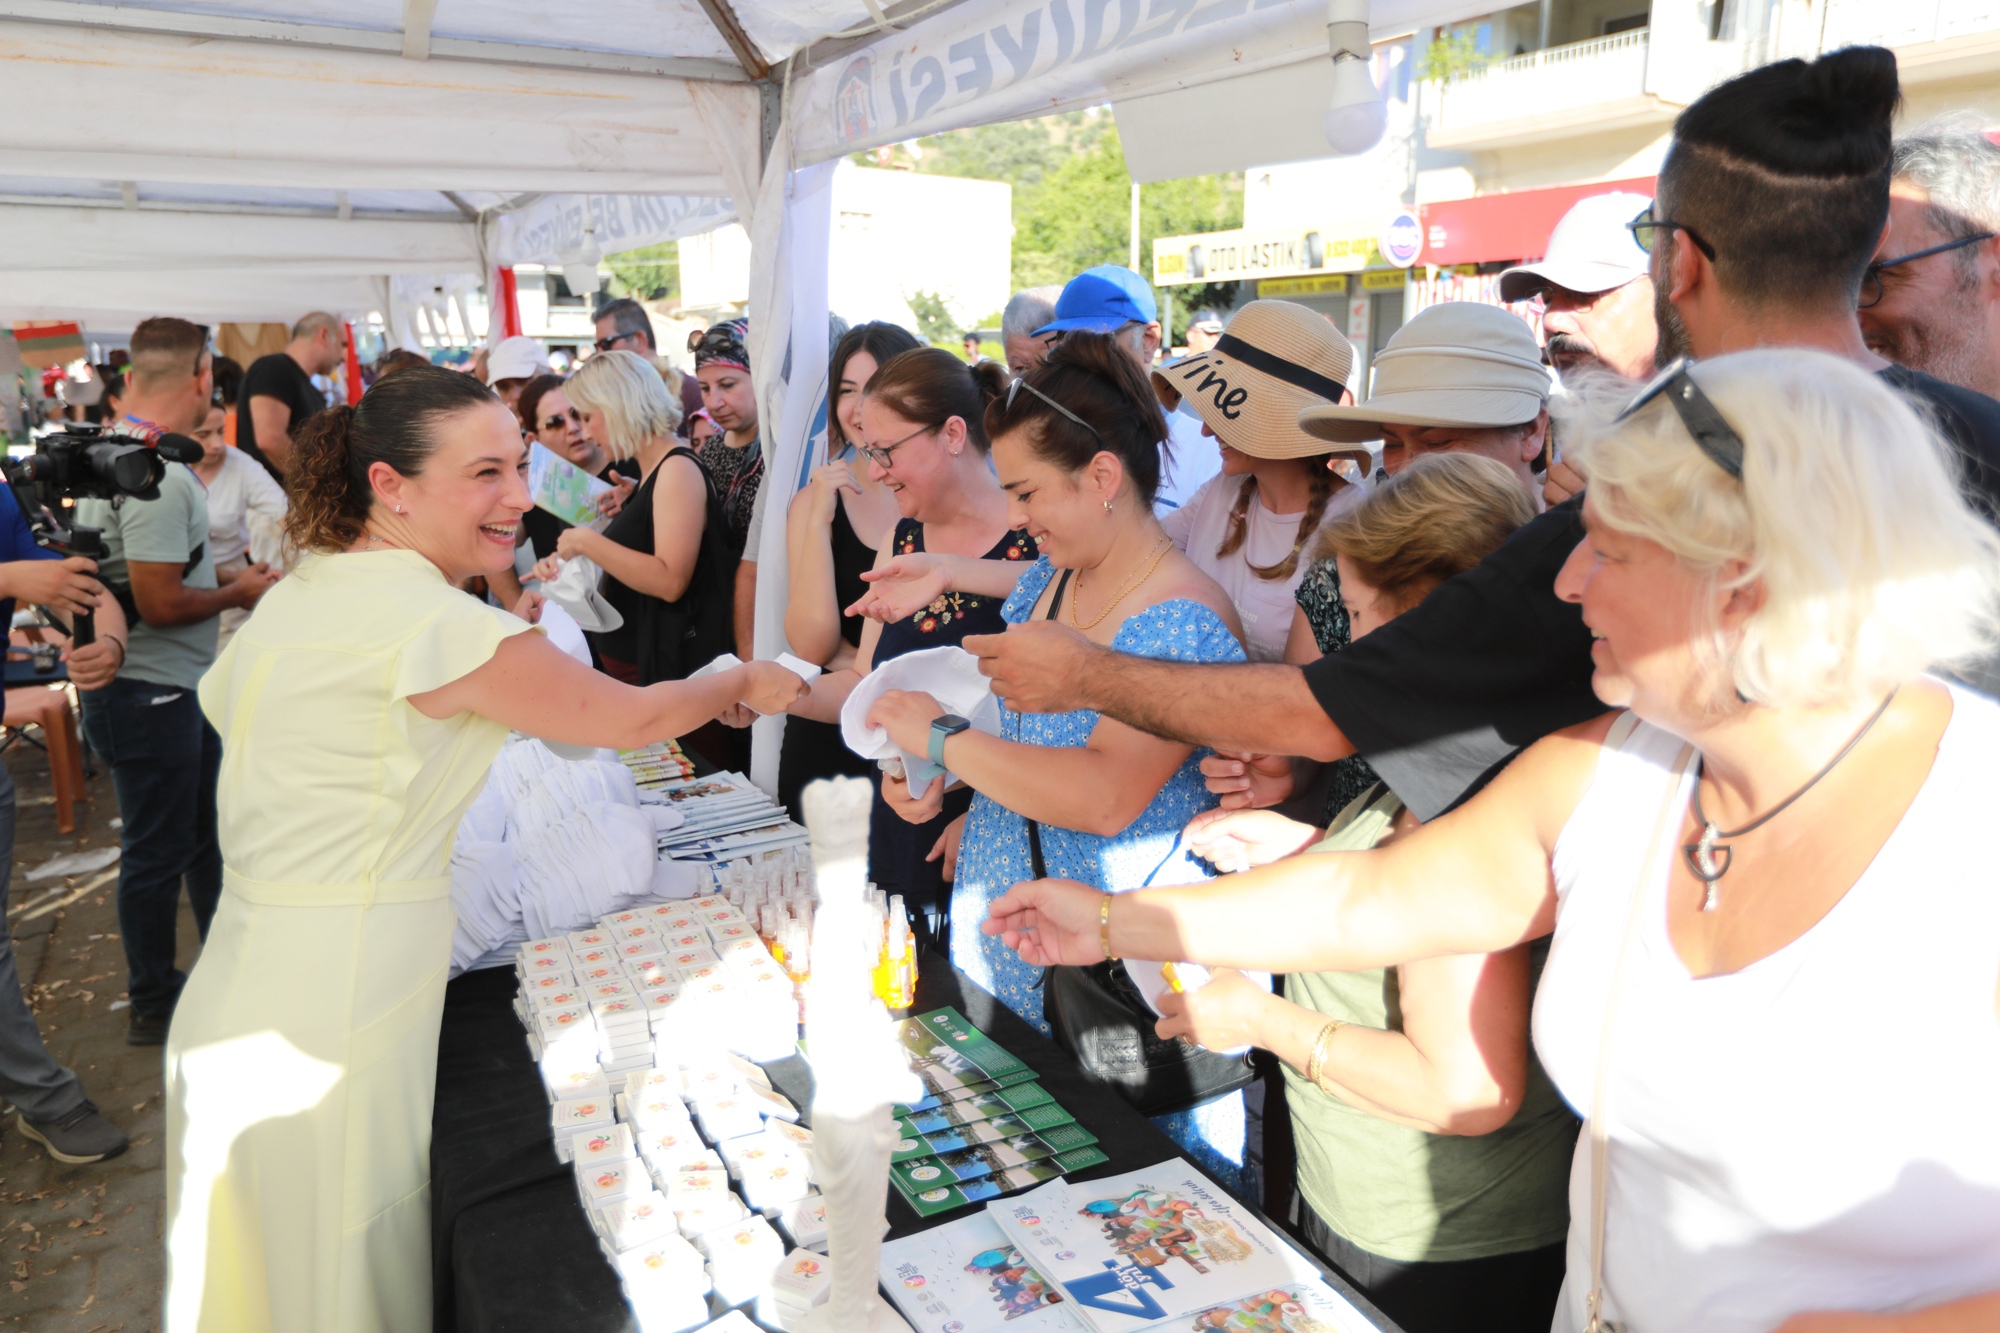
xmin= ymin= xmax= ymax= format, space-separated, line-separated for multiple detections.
xmin=16 ymin=1101 xmax=128 ymax=1164
xmin=127 ymin=1010 xmax=171 ymax=1046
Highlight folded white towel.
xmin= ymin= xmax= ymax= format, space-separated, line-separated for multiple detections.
xmin=838 ymin=645 xmax=1001 ymax=800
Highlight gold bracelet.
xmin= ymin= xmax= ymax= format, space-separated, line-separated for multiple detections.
xmin=1098 ymin=894 xmax=1118 ymax=962
xmin=1305 ymin=1019 xmax=1346 ymax=1092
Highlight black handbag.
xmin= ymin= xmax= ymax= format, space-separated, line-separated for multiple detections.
xmin=634 ymin=446 xmax=738 ymax=686
xmin=1028 ymin=569 xmax=1256 ymax=1118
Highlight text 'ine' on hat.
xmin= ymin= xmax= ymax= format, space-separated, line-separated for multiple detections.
xmin=1151 ymin=300 xmax=1360 ymax=463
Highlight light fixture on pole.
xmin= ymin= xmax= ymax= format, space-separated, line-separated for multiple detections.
xmin=1323 ymin=0 xmax=1386 ymax=155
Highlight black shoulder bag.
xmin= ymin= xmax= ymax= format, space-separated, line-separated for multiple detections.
xmin=634 ymin=447 xmax=738 ymax=686
xmin=1032 ymin=568 xmax=1256 ymax=1117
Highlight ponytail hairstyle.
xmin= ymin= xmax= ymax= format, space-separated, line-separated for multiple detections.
xmin=1215 ymin=459 xmax=1341 ymax=582
xmin=863 ymin=347 xmax=1009 ymax=454
xmin=982 ymin=331 xmax=1168 ymax=505
xmin=284 ymin=364 xmax=499 ymax=555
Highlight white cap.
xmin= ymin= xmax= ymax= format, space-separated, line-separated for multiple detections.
xmin=1497 ymin=191 xmax=1653 ymax=303
xmin=486 ymin=335 xmax=550 ymax=385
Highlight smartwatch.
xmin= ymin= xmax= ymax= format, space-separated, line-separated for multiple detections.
xmin=927 ymin=714 xmax=972 ymax=772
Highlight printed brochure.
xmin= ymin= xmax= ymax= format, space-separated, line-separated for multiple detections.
xmin=987 ymin=1163 xmax=1317 ymax=1333
xmin=528 ymin=442 xmax=612 ymax=526
xmin=893 ymin=1106 xmax=1083 ymax=1162
xmin=890 ymin=1145 xmax=1111 ymax=1218
xmin=880 ymin=1211 xmax=1090 ymax=1333
xmin=899 ymin=1007 xmax=1037 ymax=1097
xmin=899 ymin=1083 xmax=1058 ymax=1131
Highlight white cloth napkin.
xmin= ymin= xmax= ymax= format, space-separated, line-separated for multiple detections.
xmin=537 ymin=600 xmax=593 ymax=664
xmin=544 ymin=555 xmax=623 ymax=632
xmin=838 ymin=645 xmax=1001 ymax=800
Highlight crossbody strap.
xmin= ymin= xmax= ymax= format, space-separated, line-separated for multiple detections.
xmin=1024 ymin=568 xmax=1076 ymax=881
xmin=1584 ymin=714 xmax=1695 ymax=1333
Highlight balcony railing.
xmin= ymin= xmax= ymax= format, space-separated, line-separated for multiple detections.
xmin=1429 ymin=29 xmax=1651 ymax=138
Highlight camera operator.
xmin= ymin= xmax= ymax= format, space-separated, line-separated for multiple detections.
xmin=0 ymin=520 xmax=129 ymax=1162
xmin=77 ymin=317 xmax=278 ymax=1047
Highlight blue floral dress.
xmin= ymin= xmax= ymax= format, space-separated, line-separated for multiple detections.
xmin=948 ymin=557 xmax=1251 ymax=1190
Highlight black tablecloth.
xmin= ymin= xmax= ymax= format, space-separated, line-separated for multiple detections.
xmin=432 ymin=952 xmax=1401 ymax=1333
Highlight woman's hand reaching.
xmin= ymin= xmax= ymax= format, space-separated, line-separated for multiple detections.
xmin=806 ymin=461 xmax=863 ymax=526
xmin=1201 ymin=751 xmax=1295 ymax=809
xmin=596 ymin=472 xmax=637 ymax=520
xmin=1183 ymin=808 xmax=1322 ymax=873
xmin=866 ymin=688 xmax=946 ymax=759
xmin=880 ymin=764 xmax=947 ymax=826
xmin=928 ymin=813 xmax=967 ymax=881
xmin=531 ymin=553 xmax=564 ymax=584
xmin=981 ymin=877 xmax=1110 ymax=966
xmin=847 ymin=553 xmax=949 ymax=624
xmin=1154 ymin=968 xmax=1269 ymax=1052
xmin=734 ymin=660 xmax=809 ymax=717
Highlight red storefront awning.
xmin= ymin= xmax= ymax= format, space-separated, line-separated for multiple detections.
xmin=1420 ymin=176 xmax=1657 ymax=269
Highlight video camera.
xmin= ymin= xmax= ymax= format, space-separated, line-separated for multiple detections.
xmin=2 ymin=423 xmax=204 ymax=644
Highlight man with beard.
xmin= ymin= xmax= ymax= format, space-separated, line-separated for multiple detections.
xmin=1861 ymin=115 xmax=2000 ymax=399
xmin=1498 ymin=191 xmax=1659 ymax=382
xmin=1636 ymin=48 xmax=2000 ymax=523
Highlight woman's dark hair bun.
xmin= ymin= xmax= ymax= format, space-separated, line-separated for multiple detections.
xmin=1675 ymin=45 xmax=1898 ymax=179
xmin=283 ymin=364 xmax=497 ymax=555
xmin=967 ymin=358 xmax=1009 ymax=406
xmin=984 ymin=330 xmax=1169 ymax=505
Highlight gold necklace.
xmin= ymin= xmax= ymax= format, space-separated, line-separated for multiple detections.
xmin=1070 ymin=537 xmax=1173 ymax=631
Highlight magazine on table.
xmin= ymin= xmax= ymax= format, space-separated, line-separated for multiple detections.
xmin=880 ymin=1212 xmax=1090 ymax=1333
xmin=987 ymin=1163 xmax=1318 ymax=1333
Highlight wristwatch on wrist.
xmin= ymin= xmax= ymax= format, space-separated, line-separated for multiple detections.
xmin=928 ymin=714 xmax=972 ymax=771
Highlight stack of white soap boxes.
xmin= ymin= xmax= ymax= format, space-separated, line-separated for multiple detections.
xmin=511 ymin=897 xmax=831 ymax=1333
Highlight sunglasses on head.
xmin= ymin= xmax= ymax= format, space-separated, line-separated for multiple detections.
xmin=1617 ymin=357 xmax=1744 ymax=478
xmin=1858 ymin=230 xmax=1997 ymax=308
xmin=1005 ymin=377 xmax=1103 ymax=442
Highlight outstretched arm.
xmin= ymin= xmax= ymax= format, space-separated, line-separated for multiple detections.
xmin=410 ymin=630 xmax=805 ymax=747
xmin=984 ymin=716 xmax=1613 ymax=973
xmin=965 ymin=620 xmax=1352 ymax=760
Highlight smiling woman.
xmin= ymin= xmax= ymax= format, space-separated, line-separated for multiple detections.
xmin=164 ymin=365 xmax=805 ymax=1332
xmin=984 ymin=349 xmax=2000 ymax=1333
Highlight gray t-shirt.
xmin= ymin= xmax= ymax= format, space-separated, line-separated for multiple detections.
xmin=78 ymin=463 xmax=219 ymax=690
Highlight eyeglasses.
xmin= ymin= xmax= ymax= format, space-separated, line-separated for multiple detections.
xmin=541 ymin=410 xmax=581 ymax=432
xmin=856 ymin=422 xmax=936 ymax=469
xmin=593 ymin=332 xmax=641 ymax=352
xmin=1005 ymin=377 xmax=1104 ymax=442
xmin=1617 ymin=357 xmax=1744 ymax=478
xmin=1626 ymin=204 xmax=1717 ymax=262
xmin=1858 ymin=231 xmax=1996 ymax=308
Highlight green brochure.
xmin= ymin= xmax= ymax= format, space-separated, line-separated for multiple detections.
xmin=890 ymin=1144 xmax=1112 ymax=1217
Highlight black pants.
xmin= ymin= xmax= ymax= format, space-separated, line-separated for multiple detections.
xmin=80 ymin=676 xmax=223 ymax=1022
xmin=1293 ymin=1197 xmax=1567 ymax=1333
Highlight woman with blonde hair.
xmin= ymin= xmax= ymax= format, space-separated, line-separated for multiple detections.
xmin=1167 ymin=454 xmax=1564 ymax=1333
xmin=535 ymin=350 xmax=736 ymax=706
xmin=988 ymin=350 xmax=2000 ymax=1333
xmin=164 ymin=365 xmax=802 ymax=1331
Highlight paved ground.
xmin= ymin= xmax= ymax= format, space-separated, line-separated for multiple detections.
xmin=0 ymin=734 xmax=195 ymax=1333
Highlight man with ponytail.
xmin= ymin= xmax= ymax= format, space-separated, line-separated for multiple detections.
xmin=75 ymin=316 xmax=280 ymax=1047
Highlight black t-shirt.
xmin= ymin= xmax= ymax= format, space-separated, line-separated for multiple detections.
xmin=237 ymin=353 xmax=327 ymax=481
xmin=522 ymin=457 xmax=641 ymax=560
xmin=1877 ymin=364 xmax=2000 ymax=520
xmin=1300 ymin=501 xmax=1603 ymax=822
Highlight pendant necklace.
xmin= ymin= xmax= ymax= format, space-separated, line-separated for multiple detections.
xmin=1683 ymin=687 xmax=1898 ymax=911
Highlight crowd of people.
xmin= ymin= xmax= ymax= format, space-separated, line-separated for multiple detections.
xmin=0 ymin=38 xmax=1997 ymax=1333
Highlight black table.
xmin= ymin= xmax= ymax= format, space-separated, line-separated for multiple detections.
xmin=432 ymin=953 xmax=1400 ymax=1333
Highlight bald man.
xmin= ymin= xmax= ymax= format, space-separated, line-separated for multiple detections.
xmin=238 ymin=311 xmax=344 ymax=480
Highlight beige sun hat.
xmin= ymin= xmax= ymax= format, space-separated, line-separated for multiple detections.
xmin=1297 ymin=302 xmax=1551 ymax=444
xmin=1151 ymin=300 xmax=1360 ymax=463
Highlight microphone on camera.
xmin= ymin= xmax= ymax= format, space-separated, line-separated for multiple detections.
xmin=154 ymin=434 xmax=205 ymax=465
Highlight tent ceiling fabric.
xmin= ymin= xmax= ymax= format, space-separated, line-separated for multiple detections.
xmin=0 ymin=205 xmax=481 ymax=275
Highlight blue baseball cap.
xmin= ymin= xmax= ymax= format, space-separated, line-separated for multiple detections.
xmin=1035 ymin=265 xmax=1158 ymax=335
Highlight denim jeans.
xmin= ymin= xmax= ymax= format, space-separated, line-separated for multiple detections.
xmin=0 ymin=765 xmax=86 ymax=1120
xmin=80 ymin=676 xmax=222 ymax=1022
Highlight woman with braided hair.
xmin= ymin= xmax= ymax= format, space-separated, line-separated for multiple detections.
xmin=1151 ymin=301 xmax=1365 ymax=666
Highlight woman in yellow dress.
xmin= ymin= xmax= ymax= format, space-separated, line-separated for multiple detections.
xmin=163 ymin=365 xmax=804 ymax=1332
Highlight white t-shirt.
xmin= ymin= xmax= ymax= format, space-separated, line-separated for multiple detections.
xmin=202 ymin=446 xmax=289 ymax=568
xmin=1163 ymin=473 xmax=1364 ymax=663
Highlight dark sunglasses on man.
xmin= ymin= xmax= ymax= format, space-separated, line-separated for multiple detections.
xmin=594 ymin=331 xmax=643 ymax=353
xmin=1626 ymin=204 xmax=1717 ymax=261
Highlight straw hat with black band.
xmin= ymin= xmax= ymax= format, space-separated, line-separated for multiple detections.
xmin=1150 ymin=299 xmax=1366 ymax=469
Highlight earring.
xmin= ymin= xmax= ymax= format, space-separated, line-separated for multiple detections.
xmin=396 ymin=505 xmax=405 ymax=514
xmin=1103 ymin=500 xmax=1113 ymax=514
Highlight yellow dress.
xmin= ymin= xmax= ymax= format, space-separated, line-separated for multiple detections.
xmin=164 ymin=549 xmax=534 ymax=1333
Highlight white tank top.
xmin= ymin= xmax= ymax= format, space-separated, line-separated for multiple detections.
xmin=1535 ymin=685 xmax=2000 ymax=1333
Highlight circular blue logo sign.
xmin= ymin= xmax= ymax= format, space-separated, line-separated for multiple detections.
xmin=1380 ymin=211 xmax=1424 ymax=268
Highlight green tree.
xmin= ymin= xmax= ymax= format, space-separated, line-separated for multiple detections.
xmin=603 ymin=242 xmax=680 ymax=302
xmin=1419 ymin=31 xmax=1496 ymax=82
xmin=905 ymin=290 xmax=960 ymax=345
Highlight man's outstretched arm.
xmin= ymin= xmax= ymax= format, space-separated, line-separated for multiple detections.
xmin=963 ymin=620 xmax=1353 ymax=761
